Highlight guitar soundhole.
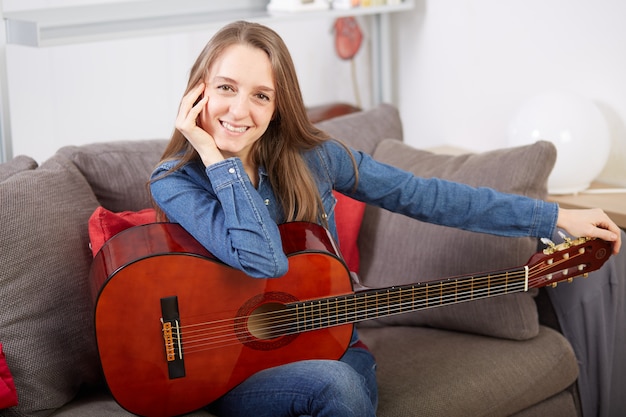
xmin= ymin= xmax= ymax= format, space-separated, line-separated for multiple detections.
xmin=235 ymin=292 xmax=298 ymax=351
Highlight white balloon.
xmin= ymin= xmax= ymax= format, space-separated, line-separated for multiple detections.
xmin=508 ymin=91 xmax=611 ymax=194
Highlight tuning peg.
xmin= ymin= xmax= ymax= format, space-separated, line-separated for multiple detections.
xmin=541 ymin=238 xmax=558 ymax=254
xmin=557 ymin=230 xmax=574 ymax=245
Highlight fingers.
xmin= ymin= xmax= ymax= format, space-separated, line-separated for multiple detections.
xmin=604 ymin=222 xmax=622 ymax=255
xmin=587 ymin=210 xmax=621 ymax=255
xmin=591 ymin=222 xmax=621 ymax=254
xmin=174 ymin=83 xmax=224 ymax=167
xmin=184 ymin=82 xmax=206 ymax=108
xmin=176 ymin=83 xmax=207 ymax=135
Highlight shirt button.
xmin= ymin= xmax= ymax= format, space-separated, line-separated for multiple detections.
xmin=264 ymin=199 xmax=270 ymax=206
xmin=228 ymin=168 xmax=235 ymax=174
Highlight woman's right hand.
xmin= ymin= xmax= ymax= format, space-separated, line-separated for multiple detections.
xmin=175 ymin=83 xmax=224 ymax=167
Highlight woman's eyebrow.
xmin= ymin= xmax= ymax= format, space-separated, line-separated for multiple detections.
xmin=212 ymin=75 xmax=235 ymax=84
xmin=212 ymin=76 xmax=275 ymax=95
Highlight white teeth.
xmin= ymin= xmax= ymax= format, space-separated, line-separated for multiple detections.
xmin=222 ymin=121 xmax=247 ymax=133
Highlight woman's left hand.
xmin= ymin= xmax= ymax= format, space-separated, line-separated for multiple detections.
xmin=557 ymin=207 xmax=622 ymax=254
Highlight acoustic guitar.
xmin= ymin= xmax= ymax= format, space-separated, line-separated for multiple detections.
xmin=90 ymin=221 xmax=612 ymax=417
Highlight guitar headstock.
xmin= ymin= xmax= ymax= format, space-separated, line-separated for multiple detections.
xmin=527 ymin=237 xmax=612 ymax=289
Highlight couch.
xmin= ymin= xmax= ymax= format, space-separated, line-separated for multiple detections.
xmin=1 ymin=103 xmax=624 ymax=417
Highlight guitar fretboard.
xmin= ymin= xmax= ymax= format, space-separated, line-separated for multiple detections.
xmin=288 ymin=266 xmax=529 ymax=333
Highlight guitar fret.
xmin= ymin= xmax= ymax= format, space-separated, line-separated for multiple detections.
xmin=315 ymin=301 xmax=320 ymax=329
xmin=295 ymin=303 xmax=300 ymax=333
xmin=505 ymin=271 xmax=508 ymax=293
xmin=441 ymin=280 xmax=454 ymax=305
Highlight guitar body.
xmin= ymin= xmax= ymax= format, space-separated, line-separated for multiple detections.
xmin=91 ymin=222 xmax=354 ymax=417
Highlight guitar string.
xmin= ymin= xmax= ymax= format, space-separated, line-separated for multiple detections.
xmin=178 ymin=247 xmax=579 ymax=337
xmin=179 ymin=281 xmax=529 ymax=351
xmin=177 ymin=281 xmax=532 ymax=354
xmin=176 ymin=259 xmax=575 ymax=352
xmin=176 ymin=262 xmax=576 ymax=349
xmin=166 ymin=253 xmax=586 ymax=354
xmin=176 ymin=268 xmax=528 ymax=338
xmin=178 ymin=270 xmax=529 ymax=342
xmin=178 ymin=260 xmax=540 ymax=337
xmin=176 ymin=271 xmax=531 ymax=352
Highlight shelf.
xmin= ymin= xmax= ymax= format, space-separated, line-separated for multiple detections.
xmin=4 ymin=0 xmax=414 ymax=47
xmin=548 ymin=182 xmax=626 ymax=230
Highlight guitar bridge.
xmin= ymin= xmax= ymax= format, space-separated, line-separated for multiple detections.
xmin=160 ymin=296 xmax=185 ymax=379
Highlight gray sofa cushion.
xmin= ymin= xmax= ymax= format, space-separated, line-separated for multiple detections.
xmin=359 ymin=325 xmax=578 ymax=417
xmin=0 ymin=155 xmax=37 ymax=182
xmin=315 ymin=103 xmax=403 ymax=154
xmin=511 ymin=391 xmax=578 ymax=417
xmin=0 ymin=155 xmax=102 ymax=417
xmin=57 ymin=139 xmax=168 ymax=212
xmin=49 ymin=390 xmax=215 ymax=417
xmin=358 ymin=140 xmax=557 ymax=340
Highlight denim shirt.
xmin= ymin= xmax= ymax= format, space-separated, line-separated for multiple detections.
xmin=150 ymin=139 xmax=559 ymax=279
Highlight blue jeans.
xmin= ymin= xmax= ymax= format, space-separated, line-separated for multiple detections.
xmin=207 ymin=345 xmax=378 ymax=417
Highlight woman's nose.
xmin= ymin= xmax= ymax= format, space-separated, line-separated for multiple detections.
xmin=229 ymin=95 xmax=249 ymax=117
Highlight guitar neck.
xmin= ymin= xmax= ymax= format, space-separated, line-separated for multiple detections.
xmin=288 ymin=266 xmax=528 ymax=331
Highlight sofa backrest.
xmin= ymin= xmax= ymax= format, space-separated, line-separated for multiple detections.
xmin=315 ymin=103 xmax=402 ymax=155
xmin=56 ymin=139 xmax=168 ymax=212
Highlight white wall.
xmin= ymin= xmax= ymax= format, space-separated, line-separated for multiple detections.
xmin=3 ymin=0 xmax=372 ymax=162
xmin=3 ymin=0 xmax=626 ymax=186
xmin=392 ymin=0 xmax=626 ymax=185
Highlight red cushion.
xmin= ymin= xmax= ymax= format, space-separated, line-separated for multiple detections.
xmin=88 ymin=207 xmax=157 ymax=256
xmin=333 ymin=191 xmax=365 ymax=273
xmin=88 ymin=195 xmax=365 ymax=272
xmin=0 ymin=343 xmax=18 ymax=409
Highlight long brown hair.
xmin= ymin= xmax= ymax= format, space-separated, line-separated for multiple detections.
xmin=154 ymin=21 xmax=346 ymax=224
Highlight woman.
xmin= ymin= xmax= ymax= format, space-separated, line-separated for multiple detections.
xmin=150 ymin=20 xmax=621 ymax=417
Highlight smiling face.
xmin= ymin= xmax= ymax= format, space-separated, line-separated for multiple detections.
xmin=198 ymin=43 xmax=276 ymax=166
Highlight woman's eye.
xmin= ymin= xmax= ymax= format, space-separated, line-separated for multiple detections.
xmin=217 ymin=85 xmax=234 ymax=92
xmin=256 ymin=93 xmax=271 ymax=102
